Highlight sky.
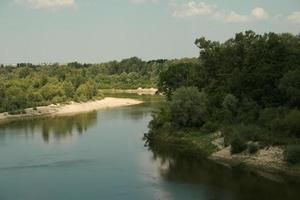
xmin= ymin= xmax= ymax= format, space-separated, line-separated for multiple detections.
xmin=0 ymin=0 xmax=300 ymax=64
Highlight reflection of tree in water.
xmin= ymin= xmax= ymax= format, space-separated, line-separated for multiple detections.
xmin=121 ymin=95 xmax=163 ymax=121
xmin=149 ymin=146 xmax=300 ymax=200
xmin=0 ymin=112 xmax=97 ymax=143
xmin=124 ymin=106 xmax=153 ymax=121
xmin=40 ymin=112 xmax=97 ymax=142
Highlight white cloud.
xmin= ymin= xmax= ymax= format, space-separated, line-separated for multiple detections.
xmin=212 ymin=11 xmax=249 ymax=23
xmin=129 ymin=0 xmax=159 ymax=5
xmin=287 ymin=11 xmax=300 ymax=24
xmin=251 ymin=7 xmax=268 ymax=19
xmin=171 ymin=1 xmax=269 ymax=23
xmin=15 ymin=0 xmax=75 ymax=9
xmin=172 ymin=1 xmax=214 ymax=18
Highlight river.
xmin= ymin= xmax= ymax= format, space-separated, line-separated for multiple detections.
xmin=0 ymin=94 xmax=299 ymax=200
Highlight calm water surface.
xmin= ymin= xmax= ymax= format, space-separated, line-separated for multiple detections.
xmin=0 ymin=94 xmax=299 ymax=200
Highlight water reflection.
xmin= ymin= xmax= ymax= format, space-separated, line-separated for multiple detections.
xmin=103 ymin=93 xmax=164 ymax=121
xmin=150 ymin=146 xmax=300 ymax=200
xmin=0 ymin=112 xmax=97 ymax=143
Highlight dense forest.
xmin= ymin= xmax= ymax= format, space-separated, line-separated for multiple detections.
xmin=147 ymin=31 xmax=300 ymax=164
xmin=0 ymin=57 xmax=165 ymax=113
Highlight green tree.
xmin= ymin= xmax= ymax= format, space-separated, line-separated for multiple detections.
xmin=222 ymin=94 xmax=239 ymax=124
xmin=40 ymin=83 xmax=64 ymax=101
xmin=75 ymin=81 xmax=98 ymax=101
xmin=158 ymin=63 xmax=191 ymax=99
xmin=63 ymin=81 xmax=75 ymax=98
xmin=169 ymin=87 xmax=209 ymax=127
xmin=4 ymin=86 xmax=27 ymax=111
xmin=279 ymin=69 xmax=300 ymax=107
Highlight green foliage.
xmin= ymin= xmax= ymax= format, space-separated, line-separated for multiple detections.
xmin=275 ymin=109 xmax=300 ymax=138
xmin=75 ymin=81 xmax=98 ymax=101
xmin=222 ymin=94 xmax=239 ymax=124
xmin=149 ymin=30 xmax=300 ymax=150
xmin=284 ymin=145 xmax=300 ymax=165
xmin=148 ymin=105 xmax=172 ymax=133
xmin=169 ymin=87 xmax=209 ymax=127
xmin=63 ymin=81 xmax=75 ymax=98
xmin=201 ymin=121 xmax=218 ymax=133
xmin=279 ymin=69 xmax=300 ymax=107
xmin=158 ymin=62 xmax=196 ymax=99
xmin=230 ymin=135 xmax=247 ymax=154
xmin=8 ymin=109 xmax=26 ymax=115
xmin=248 ymin=143 xmax=259 ymax=154
xmin=0 ymin=57 xmax=166 ymax=113
xmin=40 ymin=82 xmax=64 ymax=101
xmin=147 ymin=87 xmax=210 ymax=140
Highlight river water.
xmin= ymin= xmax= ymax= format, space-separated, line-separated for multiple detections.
xmin=0 ymin=94 xmax=299 ymax=200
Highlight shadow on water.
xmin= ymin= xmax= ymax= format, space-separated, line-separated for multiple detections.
xmin=149 ymin=145 xmax=300 ymax=200
xmin=0 ymin=112 xmax=97 ymax=143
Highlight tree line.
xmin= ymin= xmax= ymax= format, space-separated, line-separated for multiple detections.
xmin=147 ymin=31 xmax=300 ymax=164
xmin=0 ymin=57 xmax=183 ymax=113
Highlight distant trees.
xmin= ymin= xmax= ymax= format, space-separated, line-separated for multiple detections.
xmin=0 ymin=57 xmax=172 ymax=113
xmin=75 ymin=81 xmax=98 ymax=101
xmin=63 ymin=81 xmax=75 ymax=99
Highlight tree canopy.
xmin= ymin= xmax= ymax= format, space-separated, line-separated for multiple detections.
xmin=149 ymin=31 xmax=300 ymax=148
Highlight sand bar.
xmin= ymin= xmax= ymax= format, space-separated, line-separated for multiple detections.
xmin=0 ymin=97 xmax=142 ymax=123
xmin=101 ymin=88 xmax=158 ymax=95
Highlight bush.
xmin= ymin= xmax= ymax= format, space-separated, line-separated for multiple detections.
xmin=169 ymin=86 xmax=209 ymax=127
xmin=202 ymin=121 xmax=218 ymax=133
xmin=284 ymin=145 xmax=300 ymax=165
xmin=230 ymin=136 xmax=247 ymax=154
xmin=248 ymin=143 xmax=259 ymax=154
xmin=276 ymin=110 xmax=300 ymax=138
xmin=8 ymin=109 xmax=26 ymax=115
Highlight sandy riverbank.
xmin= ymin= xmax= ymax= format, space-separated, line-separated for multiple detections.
xmin=101 ymin=88 xmax=158 ymax=95
xmin=208 ymin=135 xmax=300 ymax=180
xmin=0 ymin=97 xmax=142 ymax=123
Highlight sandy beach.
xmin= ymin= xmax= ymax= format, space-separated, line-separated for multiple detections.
xmin=101 ymin=88 xmax=158 ymax=95
xmin=0 ymin=97 xmax=142 ymax=123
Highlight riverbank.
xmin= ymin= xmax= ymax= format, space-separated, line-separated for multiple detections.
xmin=208 ymin=136 xmax=300 ymax=181
xmin=146 ymin=132 xmax=300 ymax=181
xmin=100 ymin=88 xmax=158 ymax=95
xmin=0 ymin=97 xmax=142 ymax=123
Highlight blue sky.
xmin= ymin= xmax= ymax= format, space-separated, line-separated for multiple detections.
xmin=0 ymin=0 xmax=300 ymax=64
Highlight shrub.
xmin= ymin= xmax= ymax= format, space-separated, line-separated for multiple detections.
xmin=202 ymin=121 xmax=218 ymax=133
xmin=230 ymin=136 xmax=247 ymax=154
xmin=276 ymin=110 xmax=300 ymax=138
xmin=222 ymin=94 xmax=239 ymax=124
xmin=169 ymin=86 xmax=209 ymax=127
xmin=8 ymin=109 xmax=26 ymax=115
xmin=248 ymin=143 xmax=259 ymax=154
xmin=284 ymin=145 xmax=300 ymax=165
